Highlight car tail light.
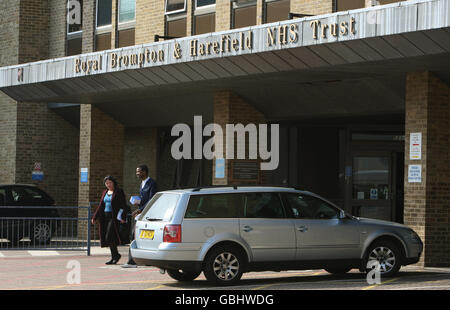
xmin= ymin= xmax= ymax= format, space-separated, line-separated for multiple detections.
xmin=163 ymin=225 xmax=181 ymax=243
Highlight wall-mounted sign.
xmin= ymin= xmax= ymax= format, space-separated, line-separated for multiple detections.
xmin=409 ymin=132 xmax=422 ymax=160
xmin=408 ymin=165 xmax=422 ymax=183
xmin=215 ymin=158 xmax=225 ymax=179
xmin=32 ymin=171 xmax=44 ymax=181
xmin=80 ymin=168 xmax=88 ymax=183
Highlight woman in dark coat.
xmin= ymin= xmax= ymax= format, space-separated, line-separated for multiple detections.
xmin=91 ymin=176 xmax=131 ymax=265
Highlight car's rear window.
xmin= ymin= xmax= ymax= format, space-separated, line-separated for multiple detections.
xmin=140 ymin=193 xmax=180 ymax=222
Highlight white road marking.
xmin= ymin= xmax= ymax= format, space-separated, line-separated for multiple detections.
xmin=28 ymin=251 xmax=60 ymax=256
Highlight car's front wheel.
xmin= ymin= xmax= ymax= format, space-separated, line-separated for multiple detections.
xmin=365 ymin=240 xmax=403 ymax=277
xmin=203 ymin=245 xmax=245 ymax=286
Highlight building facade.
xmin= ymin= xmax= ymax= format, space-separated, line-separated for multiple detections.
xmin=0 ymin=0 xmax=449 ymax=267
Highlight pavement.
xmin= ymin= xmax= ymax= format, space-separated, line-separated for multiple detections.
xmin=0 ymin=246 xmax=449 ymax=291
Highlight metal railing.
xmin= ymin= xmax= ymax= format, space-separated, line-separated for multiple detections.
xmin=0 ymin=206 xmax=94 ymax=255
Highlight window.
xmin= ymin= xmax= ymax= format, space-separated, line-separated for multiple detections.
xmin=265 ymin=0 xmax=290 ymax=23
xmin=141 ymin=193 xmax=180 ymax=222
xmin=97 ymin=0 xmax=112 ymax=27
xmin=96 ymin=0 xmax=112 ymax=51
xmin=185 ymin=194 xmax=244 ymax=218
xmin=118 ymin=0 xmax=136 ymax=23
xmin=67 ymin=0 xmax=83 ymax=55
xmin=352 ymin=157 xmax=390 ymax=201
xmin=336 ymin=0 xmax=365 ymax=11
xmin=166 ymin=0 xmax=187 ymax=14
xmin=0 ymin=189 xmax=5 ymax=206
xmin=233 ymin=0 xmax=257 ymax=29
xmin=194 ymin=0 xmax=216 ymax=35
xmin=166 ymin=16 xmax=187 ymax=38
xmin=117 ymin=0 xmax=135 ymax=47
xmin=244 ymin=192 xmax=285 ymax=218
xmin=286 ymin=194 xmax=340 ymax=219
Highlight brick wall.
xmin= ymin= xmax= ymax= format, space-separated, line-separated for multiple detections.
xmin=291 ymin=0 xmax=333 ymax=15
xmin=82 ymin=0 xmax=95 ymax=53
xmin=404 ymin=71 xmax=450 ymax=267
xmin=135 ymin=0 xmax=165 ymax=44
xmin=49 ymin=0 xmax=67 ymax=58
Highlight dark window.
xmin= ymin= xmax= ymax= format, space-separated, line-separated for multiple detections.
xmin=244 ymin=192 xmax=285 ymax=218
xmin=194 ymin=13 xmax=215 ymax=35
xmin=97 ymin=0 xmax=112 ymax=27
xmin=378 ymin=0 xmax=405 ymax=4
xmin=265 ymin=0 xmax=290 ymax=23
xmin=118 ymin=28 xmax=135 ymax=47
xmin=166 ymin=0 xmax=186 ymax=14
xmin=67 ymin=37 xmax=82 ymax=56
xmin=196 ymin=0 xmax=216 ymax=7
xmin=0 ymin=188 xmax=5 ymax=206
xmin=11 ymin=187 xmax=46 ymax=205
xmin=233 ymin=3 xmax=257 ymax=29
xmin=96 ymin=32 xmax=111 ymax=51
xmin=336 ymin=0 xmax=365 ymax=11
xmin=185 ymin=194 xmax=244 ymax=218
xmin=285 ymin=193 xmax=340 ymax=219
xmin=167 ymin=17 xmax=187 ymax=37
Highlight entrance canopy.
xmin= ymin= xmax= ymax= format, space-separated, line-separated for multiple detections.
xmin=0 ymin=0 xmax=449 ymax=125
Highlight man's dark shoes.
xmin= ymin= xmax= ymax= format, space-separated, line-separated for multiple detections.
xmin=106 ymin=254 xmax=121 ymax=265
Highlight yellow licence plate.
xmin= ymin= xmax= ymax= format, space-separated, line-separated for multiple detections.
xmin=140 ymin=230 xmax=155 ymax=240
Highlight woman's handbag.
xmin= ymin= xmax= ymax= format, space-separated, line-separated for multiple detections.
xmin=119 ymin=214 xmax=132 ymax=245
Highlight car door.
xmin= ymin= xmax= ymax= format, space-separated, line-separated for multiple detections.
xmin=284 ymin=193 xmax=361 ymax=261
xmin=239 ymin=192 xmax=296 ymax=262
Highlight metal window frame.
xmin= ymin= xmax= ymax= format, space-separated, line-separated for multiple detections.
xmin=165 ymin=0 xmax=187 ymax=15
xmin=96 ymin=0 xmax=113 ymax=31
xmin=118 ymin=0 xmax=136 ymax=26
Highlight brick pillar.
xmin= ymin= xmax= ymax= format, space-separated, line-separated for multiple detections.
xmin=212 ymin=91 xmax=266 ymax=186
xmin=78 ymin=105 xmax=124 ymax=238
xmin=404 ymin=71 xmax=450 ymax=267
xmin=82 ymin=0 xmax=95 ymax=53
xmin=216 ymin=0 xmax=231 ymax=31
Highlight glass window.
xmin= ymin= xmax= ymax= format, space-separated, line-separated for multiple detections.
xmin=378 ymin=0 xmax=405 ymax=4
xmin=166 ymin=0 xmax=187 ymax=14
xmin=244 ymin=192 xmax=285 ymax=218
xmin=67 ymin=0 xmax=83 ymax=33
xmin=167 ymin=17 xmax=187 ymax=37
xmin=97 ymin=0 xmax=112 ymax=27
xmin=96 ymin=32 xmax=111 ymax=51
xmin=67 ymin=37 xmax=82 ymax=56
xmin=265 ymin=0 xmax=290 ymax=23
xmin=233 ymin=2 xmax=257 ymax=29
xmin=119 ymin=0 xmax=136 ymax=23
xmin=185 ymin=194 xmax=244 ymax=218
xmin=336 ymin=0 xmax=365 ymax=11
xmin=141 ymin=193 xmax=180 ymax=222
xmin=194 ymin=13 xmax=215 ymax=35
xmin=286 ymin=194 xmax=340 ymax=219
xmin=0 ymin=189 xmax=6 ymax=206
xmin=196 ymin=0 xmax=216 ymax=7
xmin=353 ymin=157 xmax=390 ymax=201
xmin=118 ymin=28 xmax=135 ymax=47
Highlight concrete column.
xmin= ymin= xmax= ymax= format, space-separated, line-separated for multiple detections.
xmin=212 ymin=91 xmax=266 ymax=186
xmin=404 ymin=71 xmax=450 ymax=267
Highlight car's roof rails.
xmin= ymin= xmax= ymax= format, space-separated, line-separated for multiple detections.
xmin=190 ymin=184 xmax=297 ymax=192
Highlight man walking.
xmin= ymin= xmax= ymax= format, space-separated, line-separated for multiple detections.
xmin=122 ymin=164 xmax=157 ymax=268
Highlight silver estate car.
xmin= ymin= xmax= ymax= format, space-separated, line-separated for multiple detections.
xmin=130 ymin=186 xmax=423 ymax=285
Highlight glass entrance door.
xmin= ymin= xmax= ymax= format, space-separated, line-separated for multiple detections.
xmin=351 ymin=154 xmax=393 ymax=221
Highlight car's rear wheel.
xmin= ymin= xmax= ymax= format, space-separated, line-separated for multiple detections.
xmin=365 ymin=240 xmax=402 ymax=277
xmin=167 ymin=269 xmax=201 ymax=282
xmin=203 ymin=245 xmax=245 ymax=286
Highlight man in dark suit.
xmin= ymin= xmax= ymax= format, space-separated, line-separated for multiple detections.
xmin=122 ymin=164 xmax=157 ymax=268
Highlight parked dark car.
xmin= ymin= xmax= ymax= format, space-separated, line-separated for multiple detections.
xmin=0 ymin=184 xmax=59 ymax=245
